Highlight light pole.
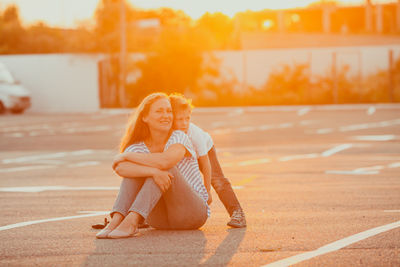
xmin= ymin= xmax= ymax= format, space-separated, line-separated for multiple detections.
xmin=397 ymin=0 xmax=400 ymax=32
xmin=365 ymin=0 xmax=372 ymax=33
xmin=119 ymin=0 xmax=127 ymax=107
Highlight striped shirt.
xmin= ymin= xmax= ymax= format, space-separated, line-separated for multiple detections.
xmin=125 ymin=130 xmax=210 ymax=217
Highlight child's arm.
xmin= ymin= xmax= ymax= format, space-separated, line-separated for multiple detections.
xmin=198 ymin=154 xmax=212 ymax=205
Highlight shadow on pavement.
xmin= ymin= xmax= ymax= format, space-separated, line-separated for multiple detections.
xmin=84 ymin=229 xmax=206 ymax=266
xmin=201 ymin=228 xmax=246 ymax=266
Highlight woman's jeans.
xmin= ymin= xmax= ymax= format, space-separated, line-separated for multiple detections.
xmin=208 ymin=146 xmax=242 ymax=216
xmin=112 ymin=167 xmax=208 ymax=230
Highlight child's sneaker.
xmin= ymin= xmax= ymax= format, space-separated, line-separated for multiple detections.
xmin=227 ymin=209 xmax=246 ymax=228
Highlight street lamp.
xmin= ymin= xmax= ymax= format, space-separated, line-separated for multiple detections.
xmin=119 ymin=0 xmax=127 ymax=107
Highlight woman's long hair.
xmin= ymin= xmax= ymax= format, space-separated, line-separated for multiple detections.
xmin=119 ymin=92 xmax=169 ymax=152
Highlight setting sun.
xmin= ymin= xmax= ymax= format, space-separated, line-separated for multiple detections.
xmin=0 ymin=0 xmax=396 ymax=27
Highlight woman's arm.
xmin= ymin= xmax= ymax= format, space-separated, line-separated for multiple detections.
xmin=198 ymin=154 xmax=212 ymax=204
xmin=114 ymin=161 xmax=159 ymax=178
xmin=114 ymin=144 xmax=187 ymax=170
xmin=114 ymin=161 xmax=173 ymax=192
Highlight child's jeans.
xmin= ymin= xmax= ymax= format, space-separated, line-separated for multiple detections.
xmin=208 ymin=146 xmax=242 ymax=216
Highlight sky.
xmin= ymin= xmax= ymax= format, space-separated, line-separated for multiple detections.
xmin=0 ymin=0 xmax=396 ymax=28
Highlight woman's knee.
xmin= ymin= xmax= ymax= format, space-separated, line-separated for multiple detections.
xmin=169 ymin=208 xmax=208 ymax=230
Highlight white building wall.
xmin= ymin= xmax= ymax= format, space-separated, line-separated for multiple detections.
xmin=0 ymin=54 xmax=104 ymax=113
xmin=215 ymin=45 xmax=400 ymax=89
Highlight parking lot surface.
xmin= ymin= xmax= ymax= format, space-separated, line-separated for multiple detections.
xmin=0 ymin=104 xmax=399 ymax=266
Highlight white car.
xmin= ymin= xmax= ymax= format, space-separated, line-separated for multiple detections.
xmin=0 ymin=62 xmax=31 ymax=114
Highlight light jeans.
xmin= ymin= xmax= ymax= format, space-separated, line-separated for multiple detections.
xmin=112 ymin=167 xmax=208 ymax=230
xmin=208 ymin=146 xmax=243 ymax=216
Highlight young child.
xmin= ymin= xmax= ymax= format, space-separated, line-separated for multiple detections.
xmin=169 ymin=93 xmax=246 ymax=228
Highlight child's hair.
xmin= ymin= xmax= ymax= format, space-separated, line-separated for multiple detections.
xmin=169 ymin=93 xmax=194 ymax=114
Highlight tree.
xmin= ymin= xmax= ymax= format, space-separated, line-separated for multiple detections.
xmin=125 ymin=27 xmax=223 ymax=106
xmin=0 ymin=5 xmax=25 ymax=54
xmin=196 ymin=12 xmax=234 ymax=49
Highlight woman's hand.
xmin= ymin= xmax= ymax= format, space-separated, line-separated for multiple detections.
xmin=152 ymin=169 xmax=174 ymax=193
xmin=112 ymin=153 xmax=126 ymax=170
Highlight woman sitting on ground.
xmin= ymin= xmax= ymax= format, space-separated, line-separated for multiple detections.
xmin=96 ymin=92 xmax=210 ymax=239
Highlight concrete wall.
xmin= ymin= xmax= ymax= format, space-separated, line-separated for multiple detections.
xmin=0 ymin=54 xmax=104 ymax=113
xmin=215 ymin=45 xmax=400 ymax=89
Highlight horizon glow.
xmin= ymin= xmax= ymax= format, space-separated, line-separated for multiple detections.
xmin=0 ymin=0 xmax=396 ymax=28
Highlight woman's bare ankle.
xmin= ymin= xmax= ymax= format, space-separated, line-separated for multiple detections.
xmin=114 ymin=212 xmax=141 ymax=233
xmin=106 ymin=213 xmax=124 ymax=230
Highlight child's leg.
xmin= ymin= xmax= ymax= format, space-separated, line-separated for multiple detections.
xmin=208 ymin=146 xmax=243 ymax=216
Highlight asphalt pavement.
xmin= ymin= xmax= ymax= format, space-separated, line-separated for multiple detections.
xmin=0 ymin=104 xmax=399 ymax=266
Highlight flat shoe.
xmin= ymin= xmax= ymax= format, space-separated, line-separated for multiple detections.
xmin=108 ymin=229 xmax=139 ymax=239
xmin=96 ymin=229 xmax=113 ymax=239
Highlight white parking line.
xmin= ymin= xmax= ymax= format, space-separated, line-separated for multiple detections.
xmin=70 ymin=150 xmax=94 ymax=156
xmin=28 ymin=159 xmax=65 ymax=165
xmin=238 ymin=158 xmax=270 ymax=166
xmin=0 ymin=165 xmax=56 ymax=173
xmin=321 ymin=144 xmax=353 ymax=157
xmin=315 ymin=128 xmax=333 ymax=134
xmin=1 ymin=150 xmax=94 ymax=164
xmin=340 ymin=119 xmax=400 ymax=132
xmin=388 ymin=162 xmax=400 ymax=168
xmin=279 ymin=153 xmax=319 ymax=162
xmin=326 ymin=162 xmax=400 ymax=176
xmin=0 ymin=186 xmax=119 ymax=193
xmin=279 ymin=144 xmax=353 ymax=162
xmin=212 ymin=129 xmax=233 ymax=135
xmin=1 ymin=124 xmax=52 ymax=133
xmin=224 ymin=144 xmax=353 ymax=165
xmin=314 ymin=119 xmax=400 ymax=134
xmin=2 ymin=152 xmax=68 ymax=164
xmin=262 ymin=220 xmax=400 ymax=267
xmin=228 ymin=108 xmax=244 ymax=117
xmin=352 ymin=135 xmax=396 ymax=141
xmin=278 ymin=123 xmax=293 ymax=128
xmin=367 ymin=106 xmax=376 ymax=115
xmin=326 ymin=170 xmax=379 ymax=175
xmin=211 ymin=120 xmax=315 ymax=136
xmin=63 ymin=126 xmax=112 ymax=134
xmin=67 ymin=161 xmax=100 ymax=168
xmin=0 ymin=211 xmax=108 ymax=232
xmin=237 ymin=126 xmax=256 ymax=133
xmin=297 ymin=107 xmax=311 ymax=116
xmin=258 ymin=125 xmax=272 ymax=131
xmin=5 ymin=133 xmax=24 ymax=138
xmin=356 ymin=165 xmax=385 ymax=171
xmin=210 ymin=121 xmax=226 ymax=128
xmin=299 ymin=120 xmax=315 ymax=126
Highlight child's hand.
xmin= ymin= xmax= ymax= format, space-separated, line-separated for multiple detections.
xmin=207 ymin=190 xmax=212 ymax=205
xmin=112 ymin=153 xmax=126 ymax=170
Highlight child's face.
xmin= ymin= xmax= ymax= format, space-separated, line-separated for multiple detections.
xmin=174 ymin=109 xmax=191 ymax=133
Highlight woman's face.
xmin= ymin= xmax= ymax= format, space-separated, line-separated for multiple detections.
xmin=142 ymin=98 xmax=173 ymax=133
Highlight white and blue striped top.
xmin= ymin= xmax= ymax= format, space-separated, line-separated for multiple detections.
xmin=125 ymin=130 xmax=210 ymax=217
